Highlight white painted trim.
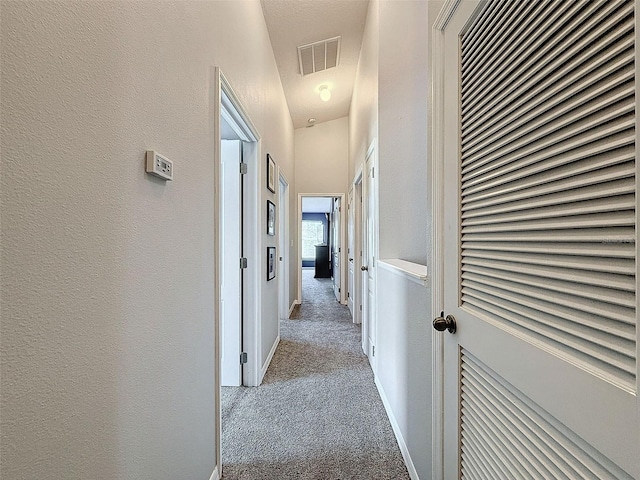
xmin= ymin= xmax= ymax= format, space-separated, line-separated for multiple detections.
xmin=278 ymin=170 xmax=290 ymax=332
xmin=288 ymin=300 xmax=299 ymax=318
xmin=211 ymin=66 xmax=223 ymax=480
xmin=260 ymin=335 xmax=280 ymax=383
xmin=377 ymin=259 xmax=428 ymax=286
xmin=213 ymin=66 xmax=263 ymax=475
xmin=433 ymin=0 xmax=462 ymax=30
xmin=430 ymin=0 xmax=455 ymax=475
xmin=351 ymin=168 xmax=364 ymax=326
xmin=375 ymin=377 xmax=420 ymax=480
xmin=209 ymin=466 xmax=220 ymax=480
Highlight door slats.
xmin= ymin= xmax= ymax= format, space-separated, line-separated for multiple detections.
xmin=460 ymin=351 xmax=633 ymax=479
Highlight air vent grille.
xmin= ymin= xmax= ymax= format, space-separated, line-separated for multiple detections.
xmin=297 ymin=36 xmax=341 ymax=76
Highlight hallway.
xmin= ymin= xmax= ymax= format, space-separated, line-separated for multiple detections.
xmin=221 ymin=269 xmax=410 ymax=479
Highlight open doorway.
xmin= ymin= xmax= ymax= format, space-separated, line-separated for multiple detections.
xmin=297 ymin=194 xmax=347 ymax=307
xmin=214 ymin=68 xmax=260 ymax=478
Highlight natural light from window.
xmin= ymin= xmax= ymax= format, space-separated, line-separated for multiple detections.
xmin=302 ymin=220 xmax=325 ymax=259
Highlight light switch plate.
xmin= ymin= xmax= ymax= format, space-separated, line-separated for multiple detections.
xmin=146 ymin=151 xmax=173 ymax=180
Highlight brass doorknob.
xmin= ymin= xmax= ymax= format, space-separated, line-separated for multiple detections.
xmin=433 ymin=314 xmax=456 ymax=334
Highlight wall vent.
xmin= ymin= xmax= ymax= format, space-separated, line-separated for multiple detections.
xmin=297 ymin=36 xmax=341 ymax=76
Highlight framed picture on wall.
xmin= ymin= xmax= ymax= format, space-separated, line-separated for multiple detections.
xmin=267 ymin=246 xmax=276 ymax=281
xmin=267 ymin=200 xmax=276 ymax=236
xmin=267 ymin=153 xmax=276 ymax=193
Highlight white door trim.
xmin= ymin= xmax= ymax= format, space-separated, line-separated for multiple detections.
xmin=212 ymin=67 xmax=260 ymax=478
xmin=430 ymin=2 xmax=461 ymax=478
xmin=297 ymin=193 xmax=347 ymax=305
xmin=278 ymin=170 xmax=290 ymax=324
xmin=351 ymin=167 xmax=364 ymax=325
xmin=362 ymin=140 xmax=378 ymax=366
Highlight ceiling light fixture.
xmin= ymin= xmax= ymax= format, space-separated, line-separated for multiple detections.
xmin=319 ymin=85 xmax=331 ymax=102
xmin=308 ymin=118 xmax=317 ymax=124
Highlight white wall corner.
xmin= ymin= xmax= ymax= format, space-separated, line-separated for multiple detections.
xmin=209 ymin=466 xmax=220 ymax=480
xmin=288 ymin=300 xmax=299 ymax=318
xmin=260 ymin=335 xmax=280 ymax=383
xmin=374 ymin=377 xmax=420 ymax=480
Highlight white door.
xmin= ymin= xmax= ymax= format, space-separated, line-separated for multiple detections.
xmin=347 ymin=188 xmax=355 ymax=316
xmin=362 ymin=150 xmax=376 ymax=362
xmin=332 ymin=198 xmax=341 ymax=302
xmin=220 ymin=140 xmax=242 ymax=387
xmin=440 ymin=1 xmax=639 ymax=478
xmin=278 ymin=175 xmax=289 ymax=321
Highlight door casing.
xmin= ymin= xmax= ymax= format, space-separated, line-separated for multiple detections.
xmin=296 ymin=193 xmax=347 ymax=305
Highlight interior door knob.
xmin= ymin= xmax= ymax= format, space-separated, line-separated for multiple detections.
xmin=433 ymin=314 xmax=456 ymax=334
xmin=361 ymin=265 xmax=368 ymax=271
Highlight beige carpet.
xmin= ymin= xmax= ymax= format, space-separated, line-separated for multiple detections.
xmin=220 ymin=269 xmax=410 ymax=479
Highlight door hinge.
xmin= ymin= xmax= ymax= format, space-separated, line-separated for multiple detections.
xmin=360 ymin=305 xmax=362 ymax=311
xmin=372 ymin=346 xmax=375 ymax=356
xmin=240 ymin=258 xmax=248 ymax=269
xmin=240 ymin=162 xmax=248 ymax=175
xmin=240 ymin=352 xmax=248 ymax=364
xmin=338 ymin=288 xmax=341 ymax=293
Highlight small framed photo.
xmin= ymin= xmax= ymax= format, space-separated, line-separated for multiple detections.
xmin=266 ymin=153 xmax=276 ymax=193
xmin=267 ymin=246 xmax=276 ymax=281
xmin=267 ymin=200 xmax=276 ymax=236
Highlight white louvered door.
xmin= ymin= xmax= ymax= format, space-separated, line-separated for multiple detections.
xmin=441 ymin=1 xmax=639 ymax=478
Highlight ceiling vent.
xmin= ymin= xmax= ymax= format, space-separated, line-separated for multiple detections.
xmin=297 ymin=36 xmax=341 ymax=76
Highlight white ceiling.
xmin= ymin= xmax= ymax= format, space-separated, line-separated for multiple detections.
xmin=261 ymin=0 xmax=369 ymax=128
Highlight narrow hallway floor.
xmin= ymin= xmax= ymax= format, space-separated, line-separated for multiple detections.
xmin=221 ymin=269 xmax=410 ymax=479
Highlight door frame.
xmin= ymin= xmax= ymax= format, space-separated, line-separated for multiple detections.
xmin=347 ymin=180 xmax=361 ymax=322
xmin=350 ymin=167 xmax=364 ymax=324
xmin=212 ymin=67 xmax=260 ymax=478
xmin=361 ymin=141 xmax=378 ymax=364
xmin=297 ymin=193 xmax=347 ymax=305
xmin=278 ymin=170 xmax=290 ymax=323
xmin=430 ymin=2 xmax=459 ymax=478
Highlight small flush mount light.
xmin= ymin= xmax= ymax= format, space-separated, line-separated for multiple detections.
xmin=319 ymin=85 xmax=331 ymax=102
xmin=308 ymin=118 xmax=317 ymax=124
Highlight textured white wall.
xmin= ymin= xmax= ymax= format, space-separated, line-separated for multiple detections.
xmin=378 ymin=0 xmax=429 ymax=264
xmin=294 ymin=117 xmax=349 ymax=196
xmin=376 ymin=268 xmax=432 ymax=479
xmin=348 ymin=0 xmax=379 ymax=182
xmin=348 ymin=1 xmax=435 ymax=478
xmin=1 ymin=1 xmax=293 ymax=478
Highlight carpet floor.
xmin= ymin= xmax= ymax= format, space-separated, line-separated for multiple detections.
xmin=221 ymin=269 xmax=410 ymax=479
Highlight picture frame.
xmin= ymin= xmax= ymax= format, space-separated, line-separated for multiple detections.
xmin=267 ymin=246 xmax=276 ymax=281
xmin=266 ymin=153 xmax=276 ymax=193
xmin=267 ymin=200 xmax=276 ymax=236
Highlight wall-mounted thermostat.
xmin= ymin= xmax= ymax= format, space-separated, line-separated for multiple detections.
xmin=146 ymin=151 xmax=173 ymax=180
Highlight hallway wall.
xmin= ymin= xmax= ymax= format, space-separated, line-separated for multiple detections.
xmin=349 ymin=0 xmax=379 ymax=181
xmin=378 ymin=0 xmax=429 ymax=265
xmin=1 ymin=2 xmax=293 ymax=479
xmin=349 ymin=1 xmax=436 ymax=479
xmin=294 ymin=116 xmax=349 ymax=196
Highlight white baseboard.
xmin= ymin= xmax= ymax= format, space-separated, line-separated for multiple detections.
xmin=288 ymin=300 xmax=299 ymax=317
xmin=375 ymin=377 xmax=419 ymax=480
xmin=209 ymin=466 xmax=220 ymax=480
xmin=260 ymin=335 xmax=280 ymax=383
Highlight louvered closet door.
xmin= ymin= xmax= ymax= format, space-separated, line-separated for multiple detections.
xmin=441 ymin=1 xmax=639 ymax=478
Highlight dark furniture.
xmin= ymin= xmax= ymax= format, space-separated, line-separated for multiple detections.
xmin=314 ymin=244 xmax=331 ymax=278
